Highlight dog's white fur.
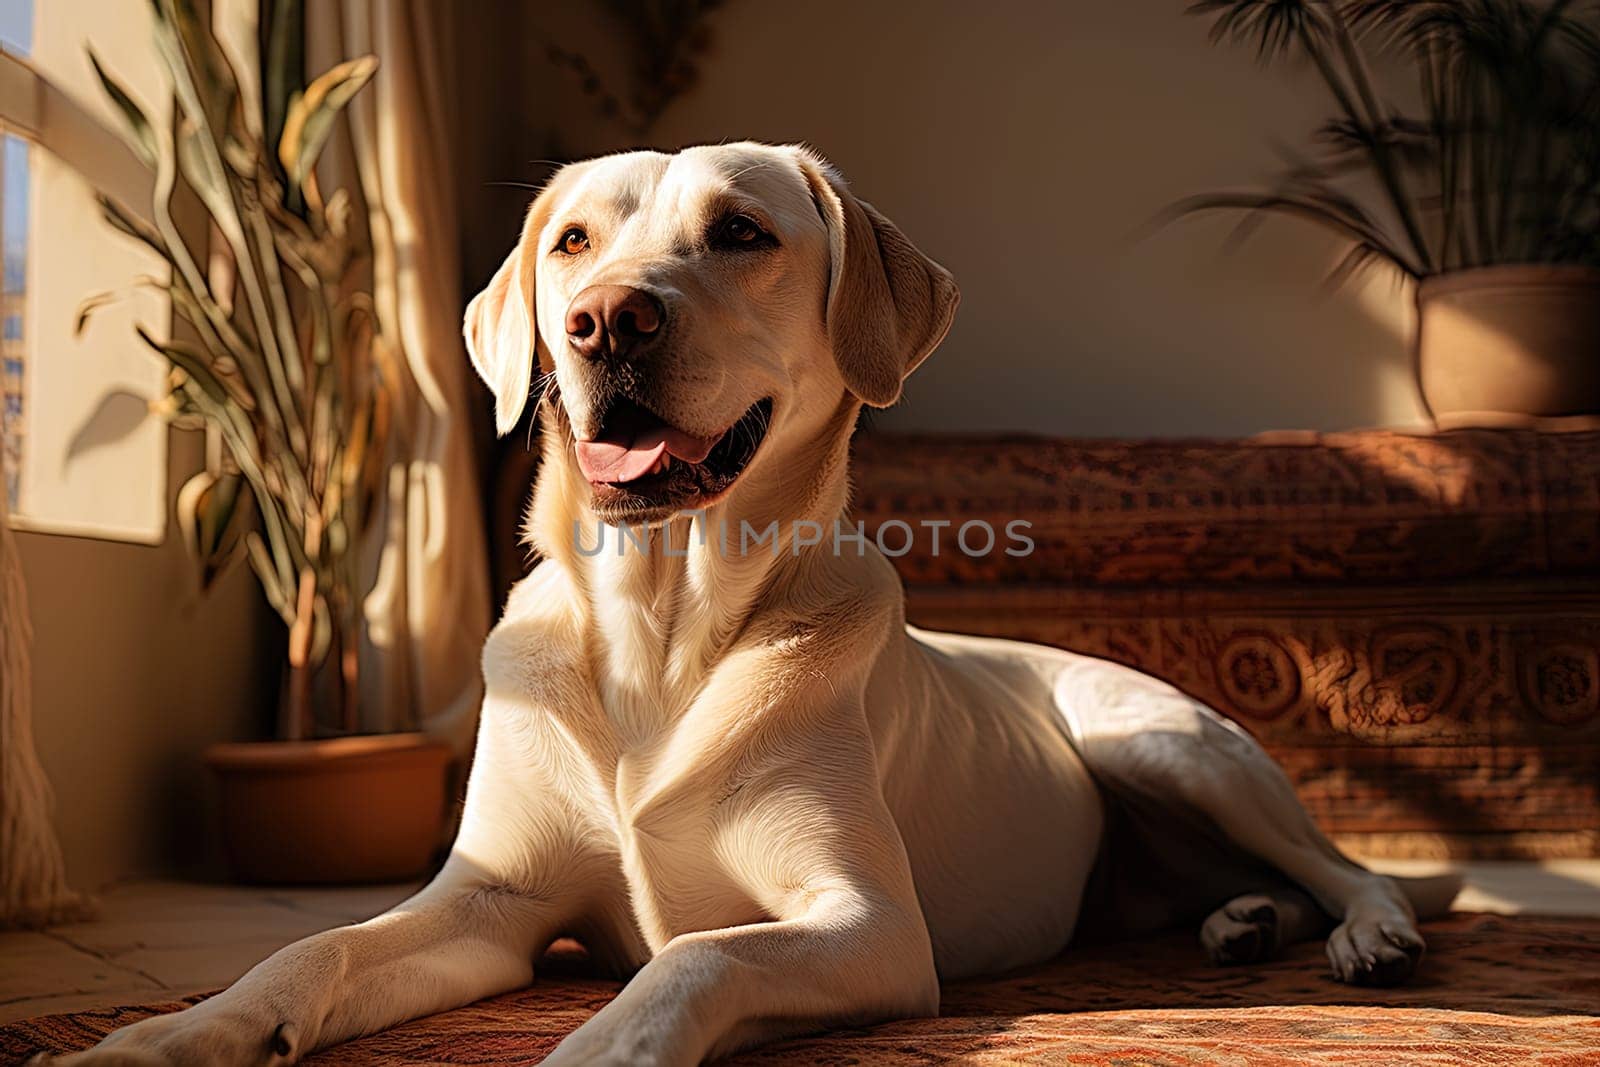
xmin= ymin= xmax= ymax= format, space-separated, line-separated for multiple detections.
xmin=53 ymin=143 xmax=1460 ymax=1067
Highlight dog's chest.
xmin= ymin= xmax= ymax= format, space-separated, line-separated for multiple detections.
xmin=509 ymin=556 xmax=778 ymax=952
xmin=588 ymin=680 xmax=773 ymax=953
xmin=616 ymin=798 xmax=767 ymax=953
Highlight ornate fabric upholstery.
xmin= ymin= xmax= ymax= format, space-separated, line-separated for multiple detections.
xmin=850 ymin=428 xmax=1600 ymax=858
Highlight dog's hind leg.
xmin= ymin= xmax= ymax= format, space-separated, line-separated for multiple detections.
xmin=1200 ymin=886 xmax=1332 ymax=965
xmin=1054 ymin=656 xmax=1461 ymax=987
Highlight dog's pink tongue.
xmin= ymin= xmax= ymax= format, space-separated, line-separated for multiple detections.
xmin=575 ymin=438 xmax=668 ymax=484
xmin=575 ymin=412 xmax=719 ymax=484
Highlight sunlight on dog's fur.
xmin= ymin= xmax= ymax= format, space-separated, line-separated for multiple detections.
xmin=47 ymin=142 xmax=1461 ymax=1067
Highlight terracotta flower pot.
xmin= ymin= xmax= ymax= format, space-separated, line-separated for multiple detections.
xmin=1416 ymin=265 xmax=1600 ymax=428
xmin=205 ymin=733 xmax=453 ymax=885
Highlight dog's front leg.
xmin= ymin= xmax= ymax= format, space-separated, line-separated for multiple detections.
xmin=543 ymin=889 xmax=937 ymax=1067
xmin=40 ymin=862 xmax=564 ymax=1066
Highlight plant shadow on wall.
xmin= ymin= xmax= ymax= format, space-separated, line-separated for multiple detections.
xmin=1169 ymin=0 xmax=1600 ymax=427
xmin=78 ymin=0 xmax=450 ymax=884
xmin=543 ymin=0 xmax=730 ymax=138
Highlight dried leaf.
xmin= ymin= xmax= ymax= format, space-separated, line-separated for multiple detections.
xmin=175 ymin=468 xmax=254 ymax=592
xmin=279 ymin=56 xmax=378 ymax=195
xmin=74 ymin=291 xmax=118 ymax=336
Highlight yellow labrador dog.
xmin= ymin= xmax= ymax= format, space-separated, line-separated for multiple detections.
xmin=53 ymin=142 xmax=1460 ymax=1066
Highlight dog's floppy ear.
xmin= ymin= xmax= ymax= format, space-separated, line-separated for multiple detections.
xmin=800 ymin=153 xmax=960 ymax=408
xmin=464 ymin=189 xmax=556 ymax=436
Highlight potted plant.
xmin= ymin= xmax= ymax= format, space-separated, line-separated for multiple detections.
xmin=1179 ymin=0 xmax=1600 ymax=426
xmin=82 ymin=0 xmax=450 ymax=883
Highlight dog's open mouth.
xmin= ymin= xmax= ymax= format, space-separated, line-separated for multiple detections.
xmin=575 ymin=397 xmax=773 ymax=516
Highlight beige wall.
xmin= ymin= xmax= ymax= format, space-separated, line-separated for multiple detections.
xmin=521 ymin=0 xmax=1426 ymax=437
xmin=19 ymin=431 xmax=272 ymax=889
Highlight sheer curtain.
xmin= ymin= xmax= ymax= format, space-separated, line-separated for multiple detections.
xmin=303 ymin=2 xmax=491 ymax=753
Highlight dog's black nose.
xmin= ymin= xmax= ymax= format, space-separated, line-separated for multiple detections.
xmin=566 ymin=285 xmax=665 ymax=361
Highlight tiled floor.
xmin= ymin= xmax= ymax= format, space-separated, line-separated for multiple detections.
xmin=3 ymin=862 xmax=1598 ymax=1025
xmin=1 ymin=881 xmax=416 ymax=1024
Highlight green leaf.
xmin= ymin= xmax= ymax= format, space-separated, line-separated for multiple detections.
xmin=151 ymin=0 xmax=241 ymax=141
xmin=244 ymin=531 xmax=297 ymax=626
xmin=174 ymin=116 xmax=238 ymax=240
xmin=134 ymin=324 xmax=252 ymax=411
xmin=148 ymin=0 xmax=248 ymax=254
xmin=86 ymin=50 xmax=159 ymax=168
xmin=96 ymin=194 xmax=167 ymax=255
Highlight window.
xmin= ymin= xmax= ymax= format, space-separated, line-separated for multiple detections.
xmin=1 ymin=0 xmax=29 ymax=510
xmin=0 ymin=0 xmax=170 ymax=542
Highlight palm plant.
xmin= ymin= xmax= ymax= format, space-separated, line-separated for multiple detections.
xmin=1178 ymin=0 xmax=1600 ymax=282
xmin=80 ymin=0 xmax=388 ymax=740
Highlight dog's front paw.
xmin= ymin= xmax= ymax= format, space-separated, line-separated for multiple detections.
xmin=542 ymin=1018 xmax=672 ymax=1067
xmin=1326 ymin=914 xmax=1424 ymax=986
xmin=1325 ymin=880 xmax=1425 ymax=987
xmin=31 ymin=1010 xmax=298 ymax=1067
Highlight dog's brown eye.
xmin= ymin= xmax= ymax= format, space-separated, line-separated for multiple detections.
xmin=715 ymin=214 xmax=769 ymax=248
xmin=557 ymin=227 xmax=589 ymax=255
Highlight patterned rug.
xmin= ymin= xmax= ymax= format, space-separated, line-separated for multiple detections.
xmin=4 ymin=913 xmax=1597 ymax=1065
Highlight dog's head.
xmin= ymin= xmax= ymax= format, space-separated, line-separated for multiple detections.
xmin=464 ymin=142 xmax=958 ymax=524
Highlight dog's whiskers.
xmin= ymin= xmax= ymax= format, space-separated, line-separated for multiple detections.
xmin=523 ymin=371 xmax=560 ymax=450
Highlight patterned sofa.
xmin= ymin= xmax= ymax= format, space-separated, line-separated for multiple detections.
xmin=850 ymin=428 xmax=1600 ymax=859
